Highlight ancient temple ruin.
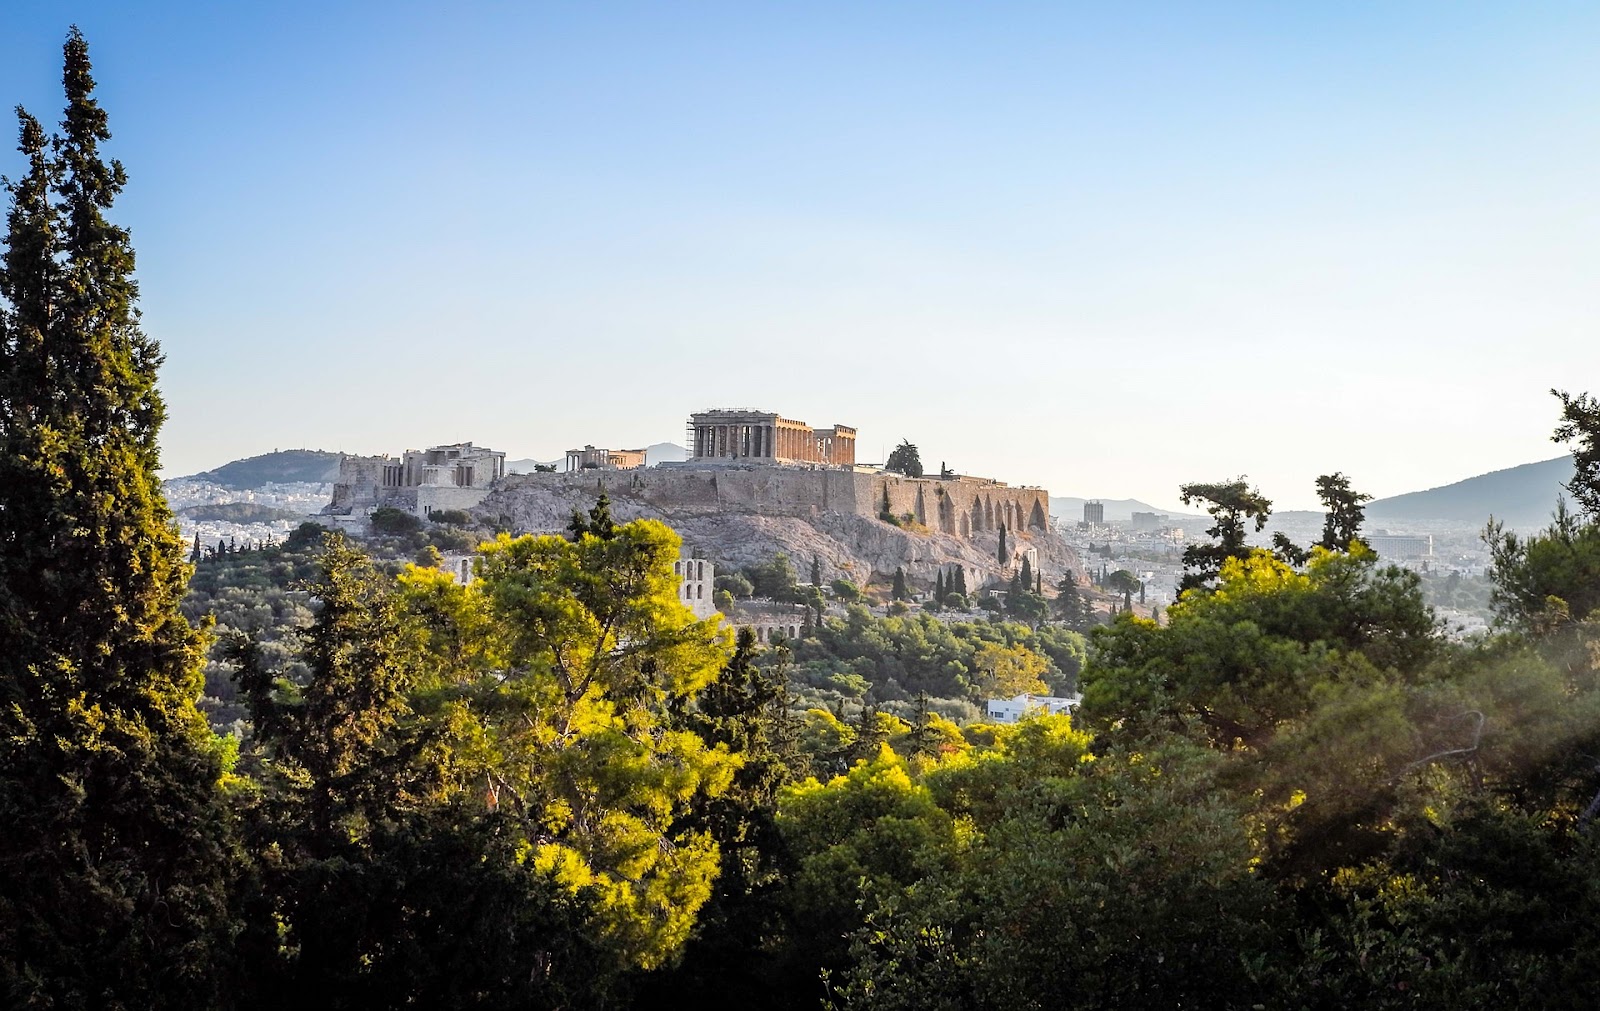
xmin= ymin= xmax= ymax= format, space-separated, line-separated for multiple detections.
xmin=326 ymin=441 xmax=506 ymax=518
xmin=686 ymin=409 xmax=856 ymax=466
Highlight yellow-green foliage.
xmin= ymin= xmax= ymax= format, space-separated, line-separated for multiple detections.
xmin=396 ymin=519 xmax=735 ymax=969
xmin=971 ymin=641 xmax=1050 ymax=697
xmin=777 ymin=750 xmax=966 ymax=925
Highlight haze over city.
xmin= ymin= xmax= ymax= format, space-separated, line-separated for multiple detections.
xmin=3 ymin=2 xmax=1596 ymax=508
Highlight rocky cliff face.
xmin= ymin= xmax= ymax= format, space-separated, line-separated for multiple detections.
xmin=471 ymin=476 xmax=1081 ymax=593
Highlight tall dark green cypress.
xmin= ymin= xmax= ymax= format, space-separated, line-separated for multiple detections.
xmin=0 ymin=31 xmax=231 ymax=1006
xmin=935 ymin=569 xmax=946 ymax=605
xmin=997 ymin=523 xmax=1008 ymax=565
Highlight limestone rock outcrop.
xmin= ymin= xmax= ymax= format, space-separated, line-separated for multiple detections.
xmin=471 ymin=468 xmax=1080 ymax=593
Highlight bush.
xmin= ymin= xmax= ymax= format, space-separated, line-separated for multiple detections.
xmin=371 ymin=507 xmax=423 ymax=536
xmin=429 ymin=509 xmax=471 ymax=525
xmin=285 ymin=521 xmax=329 ymax=550
xmin=716 ymin=572 xmax=755 ymax=598
xmin=831 ymin=579 xmax=862 ymax=602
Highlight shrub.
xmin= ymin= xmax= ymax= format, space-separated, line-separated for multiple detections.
xmin=371 ymin=507 xmax=423 ymax=536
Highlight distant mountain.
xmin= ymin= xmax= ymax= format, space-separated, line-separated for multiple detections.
xmin=1366 ymin=455 xmax=1574 ymax=528
xmin=506 ymin=458 xmax=561 ymax=474
xmin=646 ymin=442 xmax=687 ymax=465
xmin=1051 ymin=496 xmax=1201 ymax=523
xmin=183 ymin=449 xmax=342 ymax=489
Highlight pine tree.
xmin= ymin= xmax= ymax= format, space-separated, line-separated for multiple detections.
xmin=0 ymin=31 xmax=232 ymax=1003
xmin=568 ymin=491 xmax=616 ymax=540
xmin=909 ymin=692 xmax=941 ymax=758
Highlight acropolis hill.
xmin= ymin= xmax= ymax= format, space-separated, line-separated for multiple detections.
xmin=325 ymin=408 xmax=1080 ymax=593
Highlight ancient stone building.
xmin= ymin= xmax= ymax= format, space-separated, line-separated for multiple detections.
xmin=565 ymin=445 xmax=646 ymax=472
xmin=674 ymin=553 xmax=717 ymax=620
xmin=326 ymin=441 xmax=506 ymax=518
xmin=686 ymin=409 xmax=856 ymax=466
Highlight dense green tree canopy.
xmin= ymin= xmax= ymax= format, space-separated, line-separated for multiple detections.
xmin=885 ymin=440 xmax=923 ymax=478
xmin=0 ymin=32 xmax=234 ymax=1006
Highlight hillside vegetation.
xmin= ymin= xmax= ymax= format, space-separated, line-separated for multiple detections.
xmin=186 ymin=448 xmax=343 ymax=489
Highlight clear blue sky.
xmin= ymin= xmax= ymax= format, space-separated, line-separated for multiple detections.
xmin=3 ymin=2 xmax=1597 ymax=510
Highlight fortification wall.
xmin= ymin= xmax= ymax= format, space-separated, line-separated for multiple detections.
xmin=493 ymin=465 xmax=1047 ymax=540
xmin=328 ymin=454 xmax=388 ymax=511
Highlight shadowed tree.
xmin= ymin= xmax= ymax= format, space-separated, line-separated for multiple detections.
xmin=1106 ymin=569 xmax=1142 ymax=613
xmin=1315 ymin=472 xmax=1372 ymax=552
xmin=886 ymin=440 xmax=923 ymax=478
xmin=0 ymin=30 xmax=233 ymax=1005
xmin=1178 ymin=478 xmax=1273 ymax=594
xmin=1553 ymin=388 xmax=1600 ymax=518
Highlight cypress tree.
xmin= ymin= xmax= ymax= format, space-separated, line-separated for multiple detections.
xmin=1019 ymin=554 xmax=1033 ymax=593
xmin=997 ymin=523 xmax=1008 ymax=565
xmin=955 ymin=565 xmax=967 ymax=597
xmin=0 ymin=31 xmax=232 ymax=1004
xmin=935 ymin=569 xmax=945 ymax=606
xmin=892 ymin=566 xmax=908 ymax=601
xmin=1055 ymin=572 xmax=1082 ymax=628
xmin=811 ymin=554 xmax=821 ymax=588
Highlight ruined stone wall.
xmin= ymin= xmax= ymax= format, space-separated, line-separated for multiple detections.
xmin=416 ymin=485 xmax=494 ymax=516
xmin=492 ymin=466 xmax=1047 ymax=542
xmin=328 ymin=455 xmax=388 ymax=512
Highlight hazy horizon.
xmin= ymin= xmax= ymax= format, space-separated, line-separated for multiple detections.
xmin=4 ymin=3 xmax=1596 ymax=510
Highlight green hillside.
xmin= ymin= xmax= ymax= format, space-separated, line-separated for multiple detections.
xmin=1366 ymin=455 xmax=1574 ymax=527
xmin=185 ymin=449 xmax=343 ymax=489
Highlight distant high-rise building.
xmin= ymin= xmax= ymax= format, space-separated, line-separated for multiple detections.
xmin=1083 ymin=501 xmax=1104 ymax=525
xmin=1131 ymin=511 xmax=1169 ymax=531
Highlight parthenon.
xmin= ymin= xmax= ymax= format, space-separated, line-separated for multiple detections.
xmin=687 ymin=409 xmax=856 ymax=466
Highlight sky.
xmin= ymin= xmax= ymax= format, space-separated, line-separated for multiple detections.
xmin=2 ymin=2 xmax=1597 ymax=510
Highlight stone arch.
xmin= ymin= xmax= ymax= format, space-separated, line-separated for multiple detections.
xmin=915 ymin=487 xmax=928 ymax=526
xmin=971 ymin=498 xmax=983 ymax=531
xmin=984 ymin=497 xmax=995 ymax=529
xmin=1029 ymin=500 xmax=1047 ymax=530
xmin=960 ymin=512 xmax=971 ymax=537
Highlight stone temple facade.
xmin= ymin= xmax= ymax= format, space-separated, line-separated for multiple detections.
xmin=687 ymin=409 xmax=856 ymax=467
xmin=326 ymin=442 xmax=506 ymax=519
xmin=565 ymin=445 xmax=646 ymax=472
